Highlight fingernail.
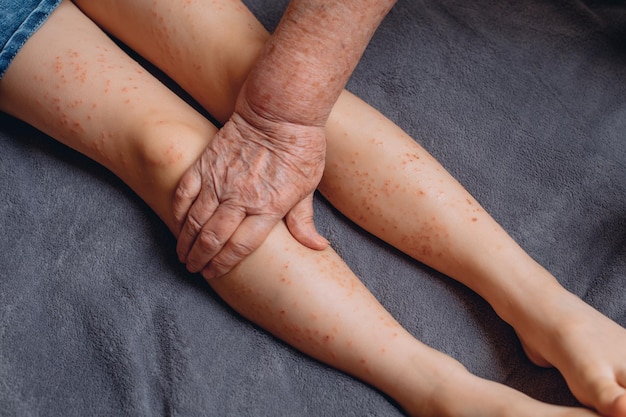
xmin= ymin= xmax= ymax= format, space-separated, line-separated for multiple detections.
xmin=316 ymin=236 xmax=330 ymax=248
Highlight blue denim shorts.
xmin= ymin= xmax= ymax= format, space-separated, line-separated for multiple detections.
xmin=0 ymin=0 xmax=63 ymax=79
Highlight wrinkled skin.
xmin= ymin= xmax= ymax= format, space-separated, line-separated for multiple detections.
xmin=173 ymin=97 xmax=328 ymax=280
xmin=171 ymin=0 xmax=397 ymax=281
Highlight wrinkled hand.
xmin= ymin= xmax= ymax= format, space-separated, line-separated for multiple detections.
xmin=172 ymin=108 xmax=328 ymax=280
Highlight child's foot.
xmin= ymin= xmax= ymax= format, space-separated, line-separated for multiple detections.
xmin=515 ymin=290 xmax=626 ymax=417
xmin=399 ymin=360 xmax=600 ymax=417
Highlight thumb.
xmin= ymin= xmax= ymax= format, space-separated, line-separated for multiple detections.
xmin=285 ymin=194 xmax=329 ymax=251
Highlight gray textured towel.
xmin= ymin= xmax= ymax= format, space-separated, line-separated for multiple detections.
xmin=1 ymin=0 xmax=625 ymax=415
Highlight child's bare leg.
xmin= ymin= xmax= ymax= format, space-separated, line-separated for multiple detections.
xmin=71 ymin=0 xmax=269 ymax=124
xmin=0 ymin=0 xmax=214 ymax=225
xmin=321 ymin=94 xmax=626 ymax=417
xmin=0 ymin=3 xmax=601 ymax=416
xmin=68 ymin=1 xmax=626 ymax=416
xmin=214 ymin=222 xmax=602 ymax=417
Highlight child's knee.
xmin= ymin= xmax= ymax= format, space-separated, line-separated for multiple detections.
xmin=133 ymin=115 xmax=216 ymax=178
xmin=125 ymin=115 xmax=217 ymax=225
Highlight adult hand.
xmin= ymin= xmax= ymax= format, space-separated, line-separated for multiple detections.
xmin=172 ymin=101 xmax=328 ymax=280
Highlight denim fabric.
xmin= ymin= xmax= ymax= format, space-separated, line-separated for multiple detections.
xmin=0 ymin=0 xmax=63 ymax=79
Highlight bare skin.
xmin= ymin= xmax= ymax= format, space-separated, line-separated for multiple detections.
xmin=166 ymin=0 xmax=397 ymax=280
xmin=0 ymin=0 xmax=625 ymax=416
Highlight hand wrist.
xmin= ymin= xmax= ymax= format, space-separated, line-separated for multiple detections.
xmin=238 ymin=0 xmax=396 ymax=127
xmin=237 ymin=64 xmax=332 ymax=128
xmin=230 ymin=98 xmax=327 ymax=164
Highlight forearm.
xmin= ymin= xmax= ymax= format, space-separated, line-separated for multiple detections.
xmin=240 ymin=0 xmax=396 ymax=127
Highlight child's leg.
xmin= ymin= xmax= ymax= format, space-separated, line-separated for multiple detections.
xmin=215 ymin=221 xmax=602 ymax=417
xmin=0 ymin=0 xmax=215 ymax=226
xmin=71 ymin=0 xmax=269 ymax=124
xmin=68 ymin=1 xmax=626 ymax=416
xmin=321 ymin=93 xmax=626 ymax=417
xmin=0 ymin=2 xmax=601 ymax=417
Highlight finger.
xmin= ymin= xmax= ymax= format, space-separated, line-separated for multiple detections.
xmin=285 ymin=194 xmax=329 ymax=251
xmin=172 ymin=166 xmax=202 ymax=236
xmin=185 ymin=203 xmax=246 ymax=273
xmin=202 ymin=214 xmax=278 ymax=280
xmin=176 ymin=187 xmax=219 ymax=263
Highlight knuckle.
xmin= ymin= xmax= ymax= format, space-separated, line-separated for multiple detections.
xmin=180 ymin=228 xmax=196 ymax=243
xmin=174 ymin=170 xmax=201 ymax=200
xmin=208 ymin=257 xmax=232 ymax=278
xmin=228 ymin=239 xmax=256 ymax=259
xmin=198 ymin=229 xmax=222 ymax=251
xmin=173 ymin=181 xmax=193 ymax=203
xmin=288 ymin=207 xmax=311 ymax=223
xmin=185 ymin=214 xmax=204 ymax=234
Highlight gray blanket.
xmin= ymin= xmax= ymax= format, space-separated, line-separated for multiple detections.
xmin=1 ymin=0 xmax=625 ymax=415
